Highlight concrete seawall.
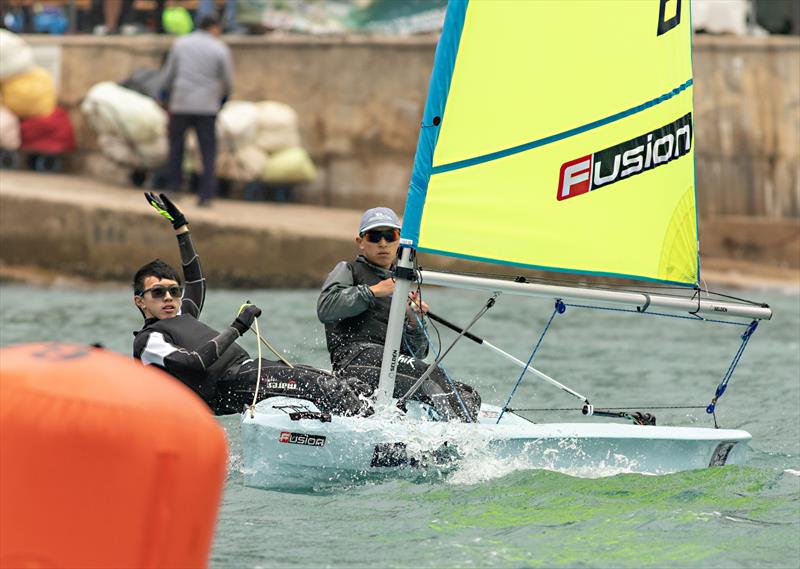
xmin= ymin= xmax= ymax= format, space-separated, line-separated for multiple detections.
xmin=0 ymin=171 xmax=362 ymax=287
xmin=22 ymin=33 xmax=800 ymax=218
xmin=1 ymin=171 xmax=798 ymax=289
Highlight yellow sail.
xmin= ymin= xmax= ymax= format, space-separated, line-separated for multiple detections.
xmin=403 ymin=0 xmax=699 ymax=285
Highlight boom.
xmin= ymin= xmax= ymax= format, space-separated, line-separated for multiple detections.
xmin=418 ymin=271 xmax=773 ymax=321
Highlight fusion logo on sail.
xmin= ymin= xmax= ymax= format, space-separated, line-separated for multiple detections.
xmin=558 ymin=113 xmax=692 ymax=201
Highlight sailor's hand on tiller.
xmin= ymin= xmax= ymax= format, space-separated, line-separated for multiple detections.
xmin=145 ymin=192 xmax=187 ymax=230
xmin=369 ymin=278 xmax=395 ymax=298
xmin=408 ymin=291 xmax=429 ymax=314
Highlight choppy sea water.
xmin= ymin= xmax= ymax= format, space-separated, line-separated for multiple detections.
xmin=1 ymin=283 xmax=798 ymax=568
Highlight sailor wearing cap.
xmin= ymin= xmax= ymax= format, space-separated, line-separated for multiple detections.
xmin=316 ymin=207 xmax=480 ymax=422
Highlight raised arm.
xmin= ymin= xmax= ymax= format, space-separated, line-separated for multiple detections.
xmin=146 ymin=192 xmax=206 ymax=317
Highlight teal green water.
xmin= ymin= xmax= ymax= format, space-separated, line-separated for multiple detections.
xmin=1 ymin=284 xmax=798 ymax=568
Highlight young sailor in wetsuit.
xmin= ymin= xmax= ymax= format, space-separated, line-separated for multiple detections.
xmin=133 ymin=193 xmax=371 ymax=416
xmin=316 ymin=207 xmax=481 ymax=422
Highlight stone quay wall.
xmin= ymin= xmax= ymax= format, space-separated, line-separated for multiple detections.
xmin=24 ymin=33 xmax=800 ymax=219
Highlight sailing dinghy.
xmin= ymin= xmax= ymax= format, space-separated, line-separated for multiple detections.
xmin=242 ymin=0 xmax=772 ymax=491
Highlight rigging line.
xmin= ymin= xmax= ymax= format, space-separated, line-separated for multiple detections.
xmin=414 ymin=263 xmax=445 ymax=354
xmin=405 ymin=267 xmax=471 ymax=419
xmin=396 ymin=293 xmax=499 ymax=416
xmin=700 ymin=277 xmax=710 ymax=299
xmin=707 ymin=321 xmax=758 ymax=415
xmin=697 ymin=288 xmax=770 ymax=307
xmin=417 ymin=304 xmax=587 ymax=402
xmin=431 ymin=79 xmax=693 ymax=175
xmin=408 ymin=309 xmax=472 ymax=421
xmin=249 ymin=326 xmax=294 ymax=368
xmin=497 ymin=299 xmax=567 ymax=424
xmin=563 ymin=302 xmax=749 ymax=327
xmin=689 ymin=286 xmax=703 ymax=316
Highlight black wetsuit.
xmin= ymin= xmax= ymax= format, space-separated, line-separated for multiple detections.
xmin=134 ymin=232 xmax=369 ymax=416
xmin=317 ymin=255 xmax=480 ymax=422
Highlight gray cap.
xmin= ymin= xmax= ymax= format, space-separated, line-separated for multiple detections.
xmin=359 ymin=207 xmax=401 ymax=234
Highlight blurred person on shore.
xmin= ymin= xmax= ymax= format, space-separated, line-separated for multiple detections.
xmin=159 ymin=12 xmax=232 ymax=207
xmin=195 ymin=0 xmax=242 ymax=33
xmin=316 ymin=207 xmax=481 ymax=422
xmin=133 ymin=192 xmax=372 ymax=416
xmin=92 ymin=0 xmax=133 ymax=35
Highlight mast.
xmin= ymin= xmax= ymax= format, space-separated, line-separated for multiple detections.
xmin=373 ymin=1 xmax=462 ymax=408
xmin=375 ymin=246 xmax=415 ymax=408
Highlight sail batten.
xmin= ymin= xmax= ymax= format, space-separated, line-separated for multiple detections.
xmin=402 ymin=0 xmax=700 ymax=286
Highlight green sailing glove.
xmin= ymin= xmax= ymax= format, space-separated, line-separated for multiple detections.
xmin=145 ymin=192 xmax=187 ymax=230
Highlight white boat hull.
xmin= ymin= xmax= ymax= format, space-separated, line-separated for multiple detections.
xmin=241 ymin=397 xmax=750 ymax=491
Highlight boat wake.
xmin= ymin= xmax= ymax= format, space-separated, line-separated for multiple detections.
xmin=446 ymin=438 xmax=644 ymax=486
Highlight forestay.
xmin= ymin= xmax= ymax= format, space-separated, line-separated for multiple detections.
xmin=403 ymin=0 xmax=698 ymax=285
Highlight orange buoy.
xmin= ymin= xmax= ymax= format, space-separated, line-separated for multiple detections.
xmin=0 ymin=343 xmax=228 ymax=569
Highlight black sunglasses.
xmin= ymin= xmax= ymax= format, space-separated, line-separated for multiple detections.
xmin=363 ymin=229 xmax=400 ymax=243
xmin=140 ymin=285 xmax=183 ymax=299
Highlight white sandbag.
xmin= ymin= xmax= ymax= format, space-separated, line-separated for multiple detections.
xmin=212 ymin=144 xmax=267 ymax=181
xmin=186 ymin=127 xmax=267 ymax=181
xmin=692 ymin=0 xmax=749 ymax=34
xmin=97 ymin=134 xmax=136 ymax=166
xmin=261 ymin=147 xmax=316 ymax=184
xmin=0 ymin=30 xmax=35 ymax=80
xmin=254 ymin=125 xmax=300 ymax=152
xmin=217 ymin=101 xmax=258 ymax=143
xmin=81 ymin=82 xmax=166 ymax=144
xmin=0 ymin=105 xmax=21 ymax=151
xmin=97 ymin=133 xmax=167 ymax=169
xmin=182 ymin=131 xmax=200 ymax=173
xmin=229 ymin=145 xmax=268 ymax=181
xmin=136 ymin=137 xmax=168 ymax=168
xmin=253 ymin=101 xmax=300 ymax=152
xmin=210 ymin=149 xmax=238 ymax=180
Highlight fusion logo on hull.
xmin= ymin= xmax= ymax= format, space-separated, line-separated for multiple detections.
xmin=558 ymin=113 xmax=692 ymax=201
xmin=279 ymin=431 xmax=326 ymax=447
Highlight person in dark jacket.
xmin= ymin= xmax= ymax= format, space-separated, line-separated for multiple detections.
xmin=160 ymin=13 xmax=233 ymax=207
xmin=133 ymin=192 xmax=371 ymax=416
xmin=317 ymin=207 xmax=480 ymax=422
